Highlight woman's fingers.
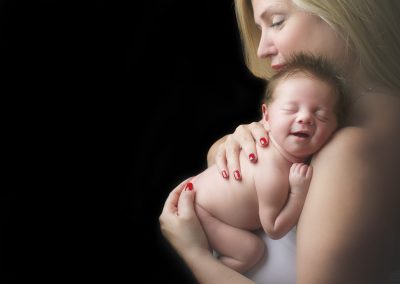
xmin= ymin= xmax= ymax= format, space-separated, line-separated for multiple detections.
xmin=231 ymin=122 xmax=269 ymax=164
xmin=215 ymin=141 xmax=229 ymax=179
xmin=225 ymin=134 xmax=242 ymax=180
xmin=249 ymin=121 xmax=269 ymax=148
xmin=159 ymin=180 xmax=210 ymax=253
xmin=233 ymin=124 xmax=259 ymax=163
xmin=215 ymin=121 xmax=269 ymax=180
xmin=161 ymin=177 xmax=192 ymax=216
xmin=177 ymin=182 xmax=196 ymax=218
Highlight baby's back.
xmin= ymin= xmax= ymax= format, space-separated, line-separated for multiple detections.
xmin=193 ymin=145 xmax=284 ymax=230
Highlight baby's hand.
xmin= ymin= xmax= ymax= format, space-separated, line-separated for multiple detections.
xmin=289 ymin=163 xmax=313 ymax=196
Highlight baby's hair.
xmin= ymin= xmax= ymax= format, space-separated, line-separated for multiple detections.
xmin=264 ymin=53 xmax=348 ymax=127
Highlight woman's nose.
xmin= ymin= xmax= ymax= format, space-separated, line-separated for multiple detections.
xmin=257 ymin=30 xmax=277 ymax=59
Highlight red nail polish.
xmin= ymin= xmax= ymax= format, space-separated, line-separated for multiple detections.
xmin=249 ymin=153 xmax=256 ymax=162
xmin=222 ymin=170 xmax=228 ymax=179
xmin=185 ymin=182 xmax=193 ymax=191
xmin=260 ymin=137 xmax=267 ymax=146
xmin=234 ymin=170 xmax=241 ymax=180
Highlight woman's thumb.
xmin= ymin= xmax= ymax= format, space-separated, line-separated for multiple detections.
xmin=178 ymin=182 xmax=196 ymax=217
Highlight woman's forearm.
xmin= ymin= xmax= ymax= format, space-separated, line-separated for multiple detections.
xmin=181 ymin=247 xmax=255 ymax=284
xmin=160 ymin=177 xmax=255 ymax=284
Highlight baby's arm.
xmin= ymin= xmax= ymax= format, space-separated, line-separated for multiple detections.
xmin=258 ymin=163 xmax=312 ymax=239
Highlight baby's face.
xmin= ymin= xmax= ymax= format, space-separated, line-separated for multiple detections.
xmin=263 ymin=75 xmax=338 ymax=158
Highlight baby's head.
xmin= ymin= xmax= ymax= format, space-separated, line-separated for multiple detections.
xmin=262 ymin=54 xmax=347 ymax=159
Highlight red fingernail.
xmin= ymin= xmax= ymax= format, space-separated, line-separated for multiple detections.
xmin=260 ymin=137 xmax=267 ymax=146
xmin=249 ymin=153 xmax=256 ymax=162
xmin=234 ymin=170 xmax=241 ymax=180
xmin=222 ymin=170 xmax=228 ymax=179
xmin=185 ymin=182 xmax=193 ymax=191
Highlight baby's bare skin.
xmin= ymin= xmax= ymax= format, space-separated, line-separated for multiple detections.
xmin=193 ymin=141 xmax=306 ymax=233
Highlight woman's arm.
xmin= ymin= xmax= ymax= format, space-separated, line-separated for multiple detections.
xmin=159 ymin=179 xmax=255 ymax=284
xmin=297 ymin=127 xmax=397 ymax=283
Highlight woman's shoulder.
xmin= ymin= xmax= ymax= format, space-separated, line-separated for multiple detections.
xmin=314 ymin=126 xmax=368 ymax=161
xmin=329 ymin=126 xmax=366 ymax=144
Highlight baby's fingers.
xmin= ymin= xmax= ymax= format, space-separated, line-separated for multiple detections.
xmin=290 ymin=163 xmax=301 ymax=174
xmin=291 ymin=163 xmax=312 ymax=178
xmin=298 ymin=164 xmax=309 ymax=177
xmin=306 ymin=165 xmax=313 ymax=179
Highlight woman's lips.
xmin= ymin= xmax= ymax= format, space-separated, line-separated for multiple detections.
xmin=271 ymin=64 xmax=286 ymax=71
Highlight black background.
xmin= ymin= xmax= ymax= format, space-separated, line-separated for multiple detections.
xmin=2 ymin=1 xmax=265 ymax=283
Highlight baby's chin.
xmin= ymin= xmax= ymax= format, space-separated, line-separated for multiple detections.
xmin=287 ymin=148 xmax=316 ymax=161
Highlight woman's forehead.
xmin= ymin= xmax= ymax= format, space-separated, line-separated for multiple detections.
xmin=251 ymin=0 xmax=292 ymax=19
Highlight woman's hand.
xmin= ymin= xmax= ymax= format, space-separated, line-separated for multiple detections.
xmin=159 ymin=178 xmax=210 ymax=257
xmin=160 ymin=179 xmax=256 ymax=284
xmin=214 ymin=121 xmax=269 ymax=180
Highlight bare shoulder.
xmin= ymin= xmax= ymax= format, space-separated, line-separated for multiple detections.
xmin=305 ymin=126 xmax=372 ymax=212
xmin=297 ymin=126 xmax=398 ymax=283
xmin=309 ymin=126 xmax=372 ymax=181
xmin=313 ymin=126 xmax=368 ymax=163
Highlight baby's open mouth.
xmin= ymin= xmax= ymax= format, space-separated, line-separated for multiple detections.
xmin=291 ymin=132 xmax=310 ymax=138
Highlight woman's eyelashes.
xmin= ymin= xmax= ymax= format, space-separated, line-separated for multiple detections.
xmin=271 ymin=15 xmax=285 ymax=28
xmin=255 ymin=14 xmax=285 ymax=30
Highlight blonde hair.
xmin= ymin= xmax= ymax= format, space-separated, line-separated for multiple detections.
xmin=234 ymin=0 xmax=400 ymax=91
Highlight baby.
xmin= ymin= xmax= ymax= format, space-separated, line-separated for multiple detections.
xmin=189 ymin=54 xmax=346 ymax=273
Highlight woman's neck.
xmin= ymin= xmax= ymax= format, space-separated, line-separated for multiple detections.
xmin=343 ymin=68 xmax=398 ymax=127
xmin=344 ymin=66 xmax=393 ymax=102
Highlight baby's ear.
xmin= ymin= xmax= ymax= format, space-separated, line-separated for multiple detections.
xmin=261 ymin=104 xmax=270 ymax=131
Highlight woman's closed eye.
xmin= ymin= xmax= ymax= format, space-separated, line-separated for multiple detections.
xmin=271 ymin=15 xmax=285 ymax=28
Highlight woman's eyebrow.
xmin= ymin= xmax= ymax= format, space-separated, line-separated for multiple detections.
xmin=254 ymin=2 xmax=286 ymax=22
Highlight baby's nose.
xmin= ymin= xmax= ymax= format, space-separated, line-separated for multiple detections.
xmin=297 ymin=113 xmax=313 ymax=125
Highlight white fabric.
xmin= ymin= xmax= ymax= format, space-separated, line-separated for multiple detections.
xmin=244 ymin=228 xmax=400 ymax=284
xmin=245 ymin=228 xmax=296 ymax=284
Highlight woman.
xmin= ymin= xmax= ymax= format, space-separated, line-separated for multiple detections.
xmin=160 ymin=0 xmax=400 ymax=283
